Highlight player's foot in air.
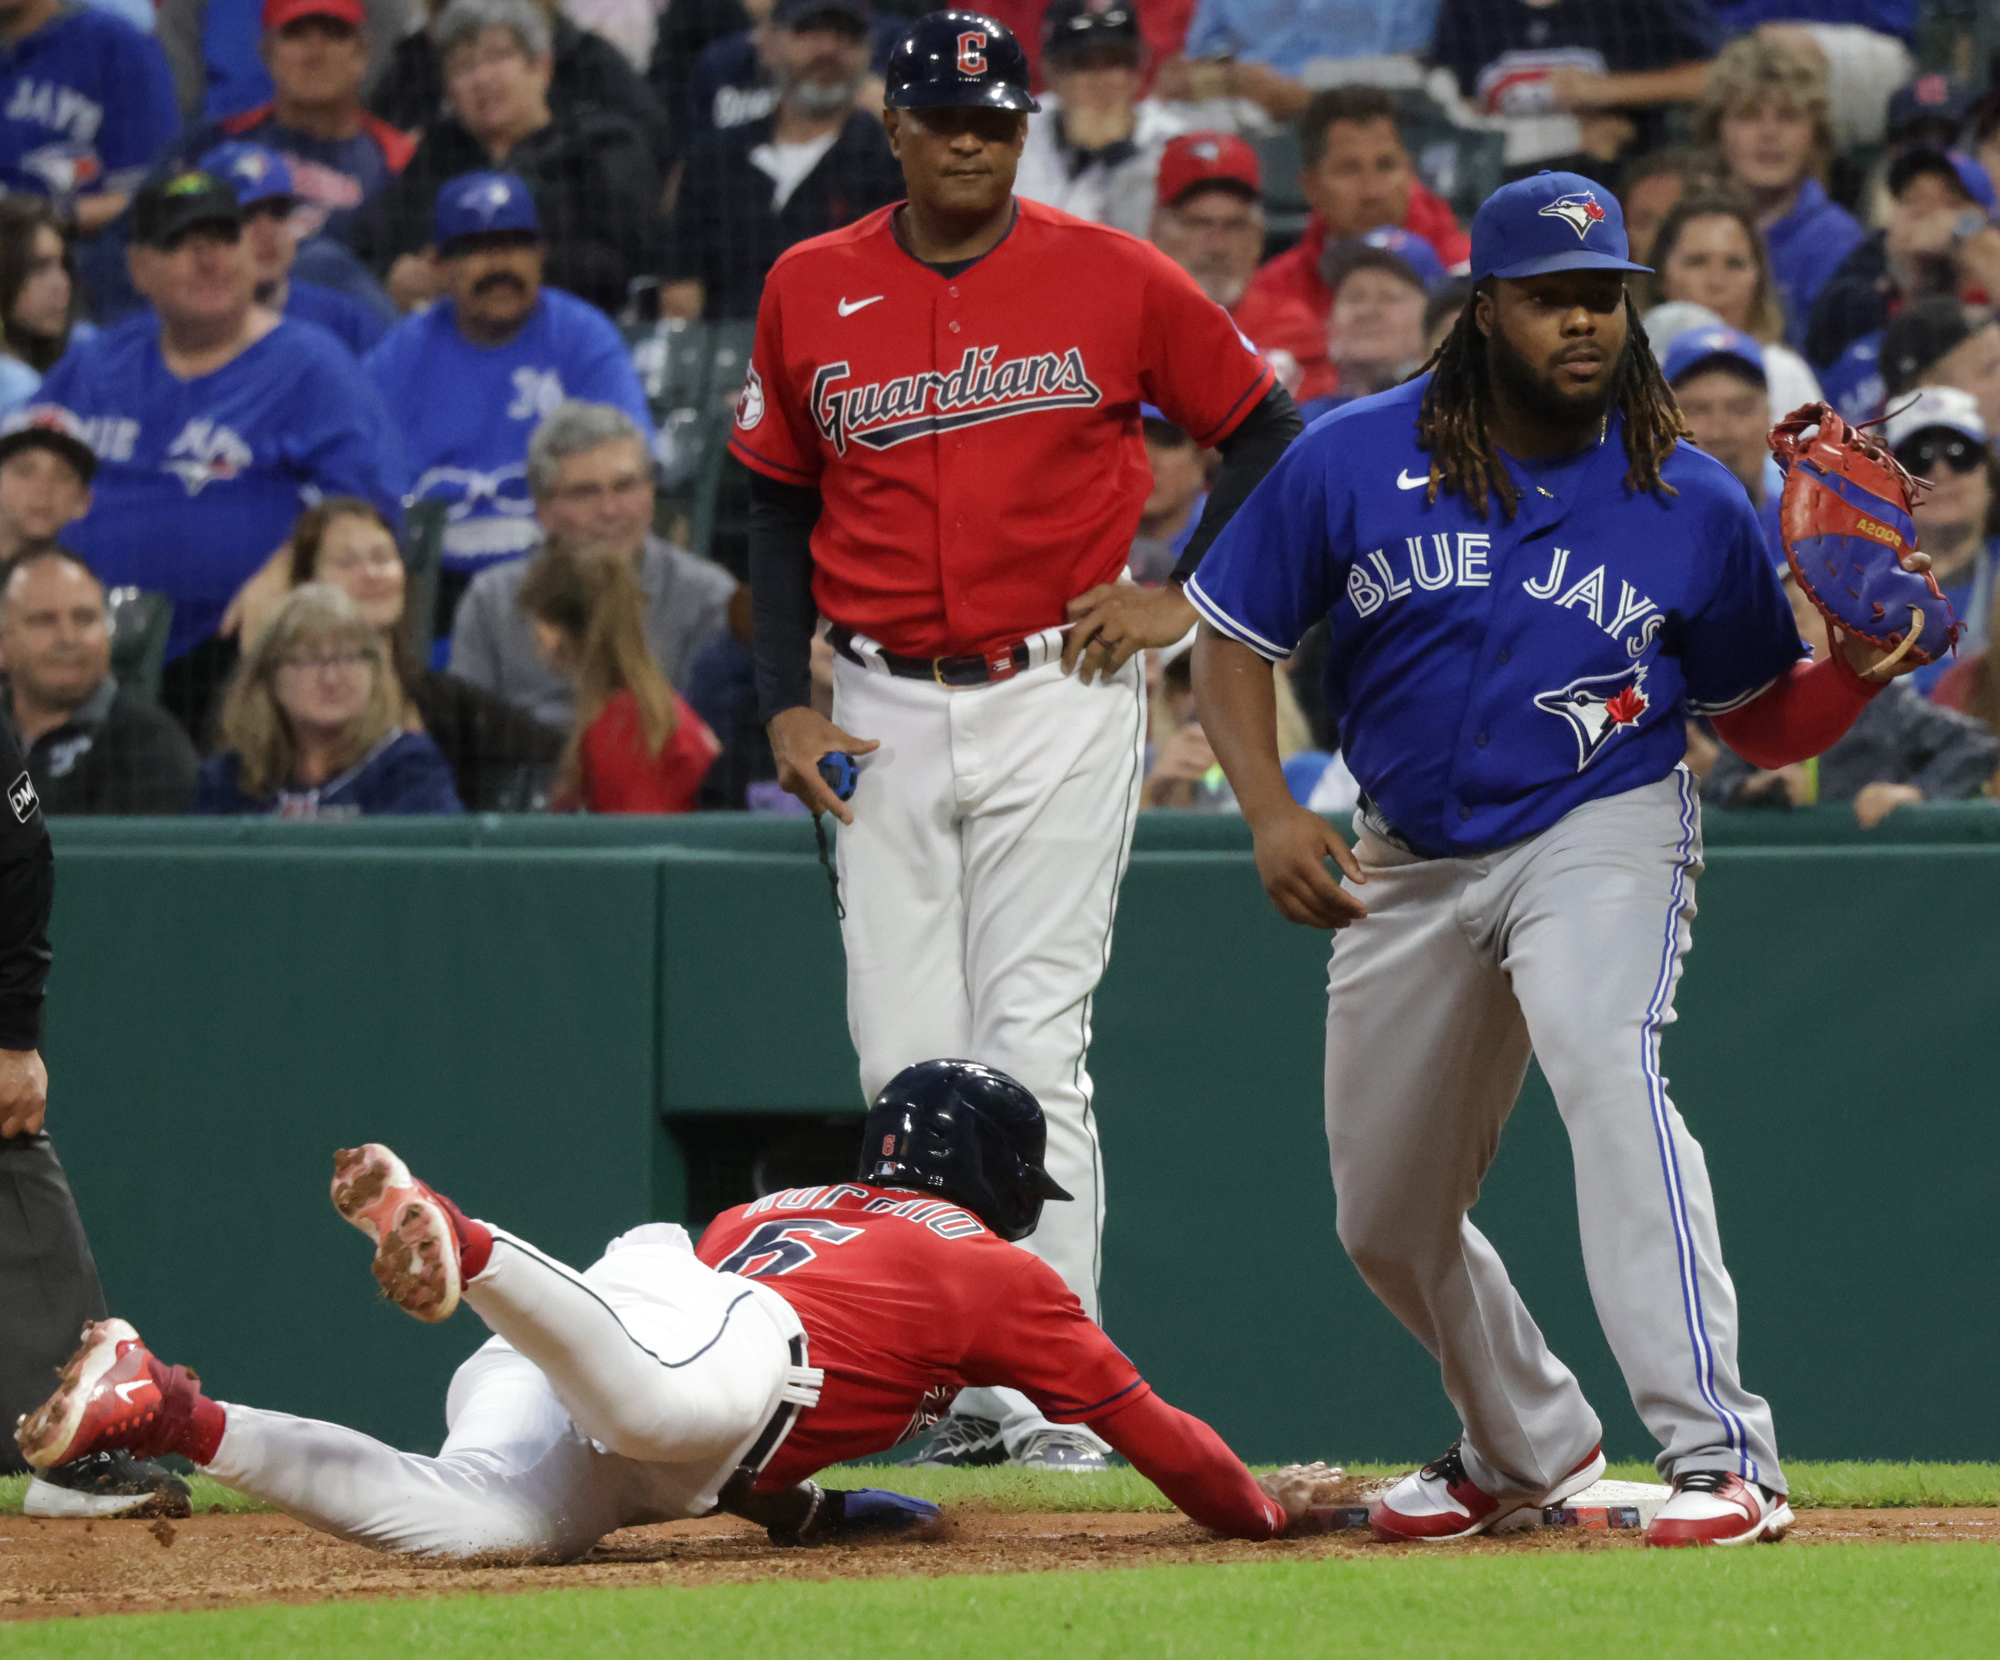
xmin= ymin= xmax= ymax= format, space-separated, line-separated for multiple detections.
xmin=23 ymin=1449 xmax=192 ymax=1519
xmin=1013 ymin=1427 xmax=1109 ymax=1472
xmin=331 ymin=1144 xmax=484 ymax=1323
xmin=1645 ymin=1471 xmax=1792 ymax=1546
xmin=1369 ymin=1439 xmax=1605 ymax=1542
xmin=898 ymin=1412 xmax=1007 ymax=1468
xmin=14 ymin=1319 xmax=210 ymax=1471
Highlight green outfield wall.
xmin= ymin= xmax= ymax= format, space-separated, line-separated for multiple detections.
xmin=37 ymin=806 xmax=2000 ymax=1468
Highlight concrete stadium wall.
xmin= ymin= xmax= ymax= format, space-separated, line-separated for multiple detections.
xmin=39 ymin=807 xmax=2000 ymax=1467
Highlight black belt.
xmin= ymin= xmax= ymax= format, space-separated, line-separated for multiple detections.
xmin=828 ymin=625 xmax=1042 ymax=687
xmin=736 ymin=1333 xmax=811 ymax=1478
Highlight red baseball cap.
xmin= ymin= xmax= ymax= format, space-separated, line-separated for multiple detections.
xmin=1156 ymin=133 xmax=1261 ymax=209
xmin=262 ymin=0 xmax=365 ymax=32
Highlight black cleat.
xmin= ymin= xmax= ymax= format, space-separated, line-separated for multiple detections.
xmin=898 ymin=1413 xmax=1006 ymax=1468
xmin=23 ymin=1450 xmax=194 ymax=1519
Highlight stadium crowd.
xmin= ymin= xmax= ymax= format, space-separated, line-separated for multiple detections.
xmin=0 ymin=0 xmax=1993 ymax=822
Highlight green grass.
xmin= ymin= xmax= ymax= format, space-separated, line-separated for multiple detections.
xmin=6 ymin=1461 xmax=2000 ymax=1518
xmin=6 ymin=1547 xmax=1999 ymax=1658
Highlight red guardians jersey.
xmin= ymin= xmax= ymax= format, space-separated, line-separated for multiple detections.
xmin=697 ymin=1183 xmax=1146 ymax=1489
xmin=728 ymin=197 xmax=1276 ymax=660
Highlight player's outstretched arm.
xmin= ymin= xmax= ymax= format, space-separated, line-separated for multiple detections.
xmin=1087 ymin=1391 xmax=1293 ymax=1539
xmin=1193 ymin=626 xmax=1366 ymax=929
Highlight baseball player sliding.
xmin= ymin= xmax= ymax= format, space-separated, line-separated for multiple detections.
xmin=733 ymin=11 xmax=1300 ymax=1468
xmin=16 ymin=1063 xmax=1326 ymax=1554
xmin=1185 ymin=172 xmax=1937 ymax=1548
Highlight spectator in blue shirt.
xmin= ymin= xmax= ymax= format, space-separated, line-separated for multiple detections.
xmin=0 ymin=0 xmax=179 ymax=238
xmin=1697 ymin=32 xmax=1862 ymax=350
xmin=201 ymin=140 xmax=387 ymax=354
xmin=1169 ymin=0 xmax=1444 ymax=121
xmin=365 ymin=169 xmax=652 ymax=625
xmin=169 ymin=0 xmax=415 ymax=244
xmin=41 ymin=168 xmax=404 ymax=738
xmin=198 ymin=581 xmax=463 ymax=814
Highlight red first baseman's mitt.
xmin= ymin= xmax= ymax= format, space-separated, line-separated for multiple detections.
xmin=1768 ymin=402 xmax=1961 ymax=676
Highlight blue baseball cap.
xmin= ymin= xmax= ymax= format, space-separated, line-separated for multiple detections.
xmin=199 ymin=141 xmax=295 ymax=208
xmin=1661 ymin=325 xmax=1766 ymax=388
xmin=433 ymin=171 xmax=540 ymax=247
xmin=1470 ymin=170 xmax=1652 ymax=282
xmin=1360 ymin=225 xmax=1447 ymax=291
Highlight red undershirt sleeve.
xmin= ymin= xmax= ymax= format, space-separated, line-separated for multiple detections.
xmin=1710 ymin=652 xmax=1883 ymax=772
xmin=1087 ymin=1391 xmax=1286 ymax=1540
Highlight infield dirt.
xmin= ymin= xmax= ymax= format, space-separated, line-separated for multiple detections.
xmin=3 ymin=1507 xmax=1996 ymax=1624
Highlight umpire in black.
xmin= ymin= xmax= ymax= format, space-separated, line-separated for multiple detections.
xmin=0 ymin=723 xmax=187 ymax=1514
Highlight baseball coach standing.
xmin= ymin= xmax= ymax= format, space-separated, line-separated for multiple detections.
xmin=733 ymin=10 xmax=1301 ymax=1469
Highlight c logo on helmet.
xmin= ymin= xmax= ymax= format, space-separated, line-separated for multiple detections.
xmin=956 ymin=31 xmax=987 ymax=74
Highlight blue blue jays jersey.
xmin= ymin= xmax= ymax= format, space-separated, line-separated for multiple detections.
xmin=43 ymin=313 xmax=406 ymax=661
xmin=1186 ymin=376 xmax=1806 ymax=857
xmin=0 ymin=6 xmax=178 ymax=203
xmin=365 ymin=290 xmax=655 ymax=571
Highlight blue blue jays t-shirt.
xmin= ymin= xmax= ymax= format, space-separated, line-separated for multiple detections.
xmin=365 ymin=288 xmax=655 ymax=571
xmin=1186 ymin=376 xmax=1808 ymax=857
xmin=0 ymin=5 xmax=179 ymax=203
xmin=42 ymin=312 xmax=406 ymax=660
xmin=285 ymin=276 xmax=389 ymax=357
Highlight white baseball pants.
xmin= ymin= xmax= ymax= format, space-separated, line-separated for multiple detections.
xmin=831 ymin=648 xmax=1145 ymax=1447
xmin=1324 ymin=769 xmax=1785 ymax=1497
xmin=202 ymin=1224 xmax=816 ymax=1559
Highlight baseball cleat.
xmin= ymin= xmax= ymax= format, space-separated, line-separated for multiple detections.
xmin=1370 ymin=1439 xmax=1605 ymax=1542
xmin=331 ymin=1144 xmax=462 ymax=1323
xmin=1013 ymin=1428 xmax=1109 ymax=1472
xmin=1645 ymin=1471 xmax=1793 ymax=1547
xmin=898 ymin=1412 xmax=1006 ymax=1468
xmin=14 ymin=1320 xmax=182 ymax=1470
xmin=24 ymin=1451 xmax=193 ymax=1519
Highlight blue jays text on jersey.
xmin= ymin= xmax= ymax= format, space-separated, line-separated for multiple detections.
xmin=42 ymin=312 xmax=406 ymax=661
xmin=365 ymin=290 xmax=655 ymax=570
xmin=0 ymin=6 xmax=178 ymax=204
xmin=1186 ymin=375 xmax=1807 ymax=857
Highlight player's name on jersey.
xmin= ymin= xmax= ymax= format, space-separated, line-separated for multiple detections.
xmin=742 ymin=1182 xmax=986 ymax=1240
xmin=1348 ymin=537 xmax=1667 ymax=658
xmin=811 ymin=346 xmax=1103 ymax=455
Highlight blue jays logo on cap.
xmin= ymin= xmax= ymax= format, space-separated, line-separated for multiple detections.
xmin=1471 ymin=170 xmax=1651 ymax=283
xmin=1538 ymin=190 xmax=1607 ymax=240
xmin=434 ymin=170 xmax=541 ymax=245
xmin=1659 ymin=324 xmax=1766 ymax=388
xmin=199 ymin=141 xmax=295 ymax=207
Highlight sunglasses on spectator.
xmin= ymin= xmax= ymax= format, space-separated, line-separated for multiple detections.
xmin=546 ymin=473 xmax=651 ymax=506
xmin=279 ymin=650 xmax=372 ymax=673
xmin=1894 ymin=431 xmax=1985 ymax=477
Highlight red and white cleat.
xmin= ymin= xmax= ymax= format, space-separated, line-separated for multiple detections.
xmin=15 ymin=1320 xmax=178 ymax=1470
xmin=331 ymin=1144 xmax=462 ymax=1323
xmin=1646 ymin=1471 xmax=1793 ymax=1547
xmin=1370 ymin=1439 xmax=1606 ymax=1542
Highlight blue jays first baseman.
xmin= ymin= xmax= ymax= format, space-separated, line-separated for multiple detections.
xmin=1185 ymin=173 xmax=1926 ymax=1550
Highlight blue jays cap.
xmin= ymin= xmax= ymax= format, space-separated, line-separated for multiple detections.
xmin=1470 ymin=170 xmax=1652 ymax=283
xmin=1661 ymin=325 xmax=1766 ymax=388
xmin=433 ymin=171 xmax=540 ymax=247
xmin=199 ymin=141 xmax=295 ymax=208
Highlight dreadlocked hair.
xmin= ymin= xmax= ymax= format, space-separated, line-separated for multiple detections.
xmin=1412 ymin=285 xmax=1689 ymax=521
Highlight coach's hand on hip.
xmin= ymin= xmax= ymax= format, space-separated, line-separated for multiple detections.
xmin=1062 ymin=583 xmax=1197 ymax=684
xmin=768 ymin=707 xmax=880 ymax=825
xmin=0 ymin=1047 xmax=48 ymax=1138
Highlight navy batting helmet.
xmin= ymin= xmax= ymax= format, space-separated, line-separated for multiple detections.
xmin=860 ymin=1059 xmax=1071 ymax=1241
xmin=884 ymin=10 xmax=1038 ymax=113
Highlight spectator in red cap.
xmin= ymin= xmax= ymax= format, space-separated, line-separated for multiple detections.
xmin=168 ymin=0 xmax=417 ymax=246
xmin=1149 ymin=132 xmax=1334 ymax=403
xmin=1241 ymin=86 xmax=1469 ymax=340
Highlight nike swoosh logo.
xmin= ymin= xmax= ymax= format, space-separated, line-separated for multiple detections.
xmin=113 ymin=1380 xmax=152 ymax=1405
xmin=1396 ymin=468 xmax=1429 ymax=490
xmin=837 ymin=296 xmax=883 ymax=317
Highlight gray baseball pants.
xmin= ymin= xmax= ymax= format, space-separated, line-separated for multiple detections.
xmin=1325 ymin=767 xmax=1785 ymax=1497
